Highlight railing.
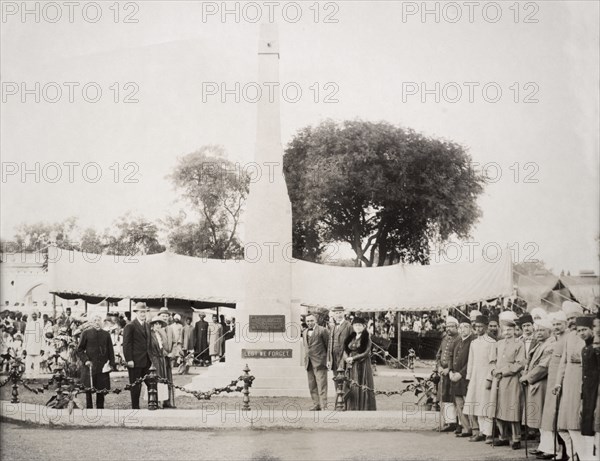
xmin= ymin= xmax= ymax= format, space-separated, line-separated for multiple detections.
xmin=0 ymin=352 xmax=254 ymax=413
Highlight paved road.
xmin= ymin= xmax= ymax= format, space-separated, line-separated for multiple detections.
xmin=2 ymin=421 xmax=525 ymax=461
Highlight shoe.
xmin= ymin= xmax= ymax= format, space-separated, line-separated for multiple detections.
xmin=511 ymin=442 xmax=522 ymax=450
xmin=457 ymin=432 xmax=473 ymax=438
xmin=454 ymin=425 xmax=463 ymax=435
xmin=469 ymin=434 xmax=486 ymax=442
xmin=485 ymin=437 xmax=494 ymax=444
xmin=308 ymin=405 xmax=321 ymax=411
xmin=492 ymin=439 xmax=510 ymax=447
xmin=440 ymin=424 xmax=457 ymax=433
xmin=529 ymin=450 xmax=543 ymax=456
xmin=535 ymin=454 xmax=555 ymax=460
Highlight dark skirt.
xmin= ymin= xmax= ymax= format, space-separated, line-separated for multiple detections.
xmin=344 ymin=357 xmax=377 ymax=411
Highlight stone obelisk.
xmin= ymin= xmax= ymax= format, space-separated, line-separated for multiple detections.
xmin=188 ymin=24 xmax=311 ymax=396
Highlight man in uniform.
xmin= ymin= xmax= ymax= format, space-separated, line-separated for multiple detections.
xmin=436 ymin=315 xmax=460 ymax=432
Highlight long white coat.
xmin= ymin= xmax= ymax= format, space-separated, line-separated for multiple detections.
xmin=464 ymin=333 xmax=496 ymax=418
xmin=540 ymin=331 xmax=568 ymax=432
xmin=555 ymin=330 xmax=586 ymax=430
xmin=521 ymin=335 xmax=554 ymax=428
xmin=23 ymin=319 xmax=44 ymax=356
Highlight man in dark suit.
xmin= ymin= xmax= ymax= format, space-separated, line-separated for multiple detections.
xmin=77 ymin=314 xmax=116 ymax=409
xmin=194 ymin=313 xmax=210 ymax=366
xmin=303 ymin=314 xmax=330 ymax=411
xmin=122 ymin=303 xmax=151 ymax=409
xmin=327 ymin=305 xmax=353 ymax=372
xmin=449 ymin=318 xmax=476 ymax=437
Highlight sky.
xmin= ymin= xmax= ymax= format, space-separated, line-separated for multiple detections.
xmin=1 ymin=0 xmax=599 ymax=274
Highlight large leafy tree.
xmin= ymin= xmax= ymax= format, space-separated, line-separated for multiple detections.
xmin=103 ymin=213 xmax=165 ymax=256
xmin=167 ymin=145 xmax=248 ymax=259
xmin=9 ymin=217 xmax=81 ymax=252
xmin=284 ymin=120 xmax=485 ymax=266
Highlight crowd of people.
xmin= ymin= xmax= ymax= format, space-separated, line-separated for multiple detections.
xmin=435 ymin=301 xmax=599 ymax=461
xmin=2 ymin=297 xmax=599 ymax=457
xmin=0 ymin=304 xmax=235 ymax=409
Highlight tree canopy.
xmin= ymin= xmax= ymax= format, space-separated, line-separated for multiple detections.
xmin=283 ymin=120 xmax=486 ymax=266
xmin=166 ymin=145 xmax=248 ymax=259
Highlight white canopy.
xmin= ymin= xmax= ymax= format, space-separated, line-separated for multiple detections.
xmin=47 ymin=248 xmax=244 ymax=305
xmin=293 ymin=251 xmax=513 ymax=312
xmin=48 ymin=247 xmax=512 ymax=312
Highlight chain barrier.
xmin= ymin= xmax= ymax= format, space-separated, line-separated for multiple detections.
xmin=1 ymin=351 xmax=254 ymax=411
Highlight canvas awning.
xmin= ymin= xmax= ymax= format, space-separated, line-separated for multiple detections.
xmin=48 ymin=246 xmax=513 ymax=312
xmin=47 ymin=248 xmax=244 ymax=306
xmin=292 ymin=250 xmax=513 ymax=312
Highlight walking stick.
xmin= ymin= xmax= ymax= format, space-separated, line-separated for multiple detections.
xmin=492 ymin=375 xmax=500 ymax=448
xmin=88 ymin=363 xmax=94 ymax=390
xmin=552 ymin=386 xmax=562 ymax=460
xmin=522 ymin=381 xmax=528 ymax=458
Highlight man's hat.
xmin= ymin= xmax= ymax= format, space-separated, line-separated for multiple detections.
xmin=575 ymin=315 xmax=594 ymax=329
xmin=474 ymin=315 xmax=489 ymax=325
xmin=445 ymin=316 xmax=459 ymax=326
xmin=489 ymin=315 xmax=499 ymax=323
xmin=550 ymin=311 xmax=567 ymax=323
xmin=330 ymin=305 xmax=345 ymax=312
xmin=534 ymin=318 xmax=553 ymax=330
xmin=458 ymin=318 xmax=471 ymax=325
xmin=469 ymin=310 xmax=482 ymax=321
xmin=499 ymin=310 xmax=518 ymax=323
xmin=132 ymin=302 xmax=149 ymax=312
xmin=562 ymin=301 xmax=583 ymax=316
xmin=159 ymin=307 xmax=170 ymax=314
xmin=517 ymin=314 xmax=534 ymax=326
xmin=530 ymin=307 xmax=548 ymax=320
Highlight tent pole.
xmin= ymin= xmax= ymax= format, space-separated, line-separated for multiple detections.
xmin=397 ymin=312 xmax=401 ymax=369
xmin=52 ymin=294 xmax=56 ymax=320
xmin=85 ymin=300 xmax=88 ymax=315
xmin=164 ymin=298 xmax=168 ymax=308
xmin=128 ymin=299 xmax=132 ymax=317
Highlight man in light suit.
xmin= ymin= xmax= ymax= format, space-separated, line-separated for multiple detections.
xmin=158 ymin=307 xmax=176 ymax=408
xmin=303 ymin=314 xmax=330 ymax=411
xmin=327 ymin=305 xmax=353 ymax=372
xmin=122 ymin=303 xmax=151 ymax=410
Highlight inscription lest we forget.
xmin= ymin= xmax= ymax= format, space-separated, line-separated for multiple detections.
xmin=241 ymin=349 xmax=293 ymax=359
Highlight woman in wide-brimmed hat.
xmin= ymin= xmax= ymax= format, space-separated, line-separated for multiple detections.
xmin=147 ymin=316 xmax=169 ymax=405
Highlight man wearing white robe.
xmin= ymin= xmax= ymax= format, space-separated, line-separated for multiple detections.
xmin=23 ymin=310 xmax=44 ymax=378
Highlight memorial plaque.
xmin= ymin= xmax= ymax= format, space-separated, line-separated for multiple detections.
xmin=248 ymin=314 xmax=286 ymax=332
xmin=241 ymin=349 xmax=292 ymax=359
